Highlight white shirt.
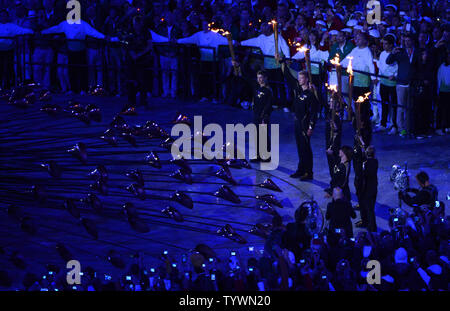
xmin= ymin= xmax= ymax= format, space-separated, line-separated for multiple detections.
xmin=241 ymin=33 xmax=290 ymax=69
xmin=177 ymin=30 xmax=228 ymax=61
xmin=378 ymin=50 xmax=398 ymax=86
xmin=341 ymin=46 xmax=375 ymax=87
xmin=437 ymin=63 xmax=450 ymax=92
xmin=42 ymin=20 xmax=105 ymax=51
xmin=292 ymin=45 xmax=329 ymax=74
xmin=0 ymin=22 xmax=33 ymax=50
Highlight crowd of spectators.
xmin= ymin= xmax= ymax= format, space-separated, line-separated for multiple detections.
xmin=0 ymin=0 xmax=449 ymax=137
xmin=1 ymin=181 xmax=448 ymax=291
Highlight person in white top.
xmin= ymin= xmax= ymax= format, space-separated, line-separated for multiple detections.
xmin=42 ymin=18 xmax=107 ymax=94
xmin=436 ymin=52 xmax=450 ymax=135
xmin=292 ymin=29 xmax=329 ymax=107
xmin=241 ymin=22 xmax=290 ymax=110
xmin=177 ymin=20 xmax=228 ymax=101
xmin=377 ymin=34 xmax=398 ymax=133
xmin=0 ymin=9 xmax=33 ymax=90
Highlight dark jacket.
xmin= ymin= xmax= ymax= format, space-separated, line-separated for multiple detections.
xmin=402 ymin=184 xmax=438 ymax=207
xmin=326 ymin=198 xmax=356 ymax=238
xmin=252 ymin=85 xmax=273 ymax=122
xmin=282 ymin=66 xmax=319 ymax=130
xmin=386 ymin=47 xmax=420 ymax=85
xmin=362 ymin=157 xmax=378 ymax=197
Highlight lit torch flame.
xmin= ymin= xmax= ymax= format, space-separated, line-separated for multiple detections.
xmin=346 ymin=56 xmax=353 ymax=75
xmin=330 ymin=53 xmax=340 ymax=66
xmin=297 ymin=45 xmax=309 ymax=53
xmin=327 ymin=84 xmax=338 ymax=93
xmin=356 ymin=92 xmax=371 ymax=103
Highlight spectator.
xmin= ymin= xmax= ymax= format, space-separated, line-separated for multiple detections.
xmin=326 ymin=187 xmax=357 ymax=238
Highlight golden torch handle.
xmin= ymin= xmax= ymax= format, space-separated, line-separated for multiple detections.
xmin=226 ymin=33 xmax=241 ymax=76
xmin=273 ymin=21 xmax=279 ymax=64
xmin=347 ymin=74 xmax=354 ymax=120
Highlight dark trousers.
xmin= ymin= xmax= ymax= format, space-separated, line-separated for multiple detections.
xmin=126 ymin=55 xmax=152 ymax=108
xmin=413 ymin=83 xmax=433 ymax=135
xmin=325 ymin=121 xmax=342 ymax=182
xmin=0 ymin=50 xmax=15 ymax=90
xmin=267 ymin=68 xmax=286 ymax=107
xmin=380 ymin=83 xmax=397 ymax=128
xmin=194 ymin=61 xmax=216 ymax=99
xmin=68 ymin=50 xmax=87 ymax=93
xmin=361 ymin=193 xmax=377 ymax=232
xmin=311 ymin=74 xmax=324 ymax=113
xmin=437 ymin=91 xmax=450 ymax=130
xmin=224 ymin=75 xmax=252 ymax=107
xmin=253 ymin=116 xmax=271 ymax=160
xmin=294 ymin=119 xmax=313 ymax=175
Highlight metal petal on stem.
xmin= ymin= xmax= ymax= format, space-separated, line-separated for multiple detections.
xmin=255 ymin=194 xmax=283 ymax=208
xmin=41 ymin=161 xmax=62 ymax=178
xmin=216 ymin=224 xmax=247 ymax=244
xmin=80 ymin=193 xmax=103 ymax=212
xmin=161 ymin=206 xmax=184 ymax=222
xmin=170 ymin=191 xmax=194 ymax=209
xmin=81 ymin=218 xmax=98 ymax=239
xmin=89 ymin=180 xmax=108 ymax=195
xmin=64 ymin=199 xmax=81 ymax=219
xmin=128 ymin=217 xmax=150 ymax=233
xmin=88 ymin=164 xmax=108 ymax=182
xmin=123 ymin=202 xmax=140 ymax=219
xmin=172 ymin=113 xmax=191 ymax=126
xmin=170 ymin=157 xmax=192 ymax=174
xmin=169 ymin=168 xmax=193 ymax=184
xmin=121 ymin=132 xmax=137 ymax=147
xmin=126 ymin=183 xmax=146 ymax=200
xmin=215 ymin=167 xmax=237 ymax=185
xmin=248 ymin=223 xmax=272 ymax=238
xmin=257 ymin=178 xmax=282 ymax=192
xmin=67 ymin=142 xmax=87 ymax=164
xmin=126 ymin=169 xmax=145 ymax=186
xmin=145 ymin=151 xmax=162 ymax=169
xmin=214 ymin=185 xmax=241 ymax=204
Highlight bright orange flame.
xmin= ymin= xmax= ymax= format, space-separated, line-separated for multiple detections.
xmin=325 ymin=83 xmax=338 ymax=92
xmin=297 ymin=45 xmax=309 ymax=53
xmin=356 ymin=92 xmax=371 ymax=103
xmin=330 ymin=53 xmax=340 ymax=66
xmin=346 ymin=56 xmax=353 ymax=75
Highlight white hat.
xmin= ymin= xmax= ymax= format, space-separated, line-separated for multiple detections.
xmin=380 ymin=21 xmax=388 ymax=25
xmin=399 ymin=11 xmax=406 ymax=16
xmin=369 ymin=29 xmax=380 ymax=38
xmin=329 ymin=30 xmax=339 ymax=36
xmin=346 ymin=19 xmax=358 ymax=27
xmin=384 ymin=33 xmax=397 ymax=42
xmin=386 ymin=4 xmax=398 ymax=12
xmin=394 ymin=247 xmax=408 ymax=264
xmin=336 ymin=13 xmax=344 ymax=20
xmin=316 ymin=20 xmax=326 ymax=26
xmin=341 ymin=28 xmax=352 ymax=33
xmin=354 ymin=25 xmax=364 ymax=31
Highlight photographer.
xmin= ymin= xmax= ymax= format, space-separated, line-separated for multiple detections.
xmin=399 ymin=171 xmax=438 ymax=210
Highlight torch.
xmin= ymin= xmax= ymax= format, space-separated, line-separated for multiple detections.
xmin=330 ymin=54 xmax=342 ymax=97
xmin=270 ymin=20 xmax=279 ymax=63
xmin=355 ymin=92 xmax=371 ymax=135
xmin=298 ymin=45 xmax=318 ymax=100
xmin=346 ymin=56 xmax=354 ymax=120
xmin=223 ymin=31 xmax=241 ymax=76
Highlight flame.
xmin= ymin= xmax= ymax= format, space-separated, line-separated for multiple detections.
xmin=330 ymin=53 xmax=340 ymax=66
xmin=297 ymin=45 xmax=309 ymax=53
xmin=346 ymin=56 xmax=353 ymax=75
xmin=325 ymin=83 xmax=338 ymax=92
xmin=356 ymin=92 xmax=371 ymax=103
xmin=269 ymin=19 xmax=277 ymax=25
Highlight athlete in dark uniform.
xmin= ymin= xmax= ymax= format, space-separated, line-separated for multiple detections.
xmin=279 ymin=56 xmax=319 ymax=181
xmin=232 ymin=61 xmax=273 ymax=162
xmin=325 ymin=91 xmax=343 ymax=184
